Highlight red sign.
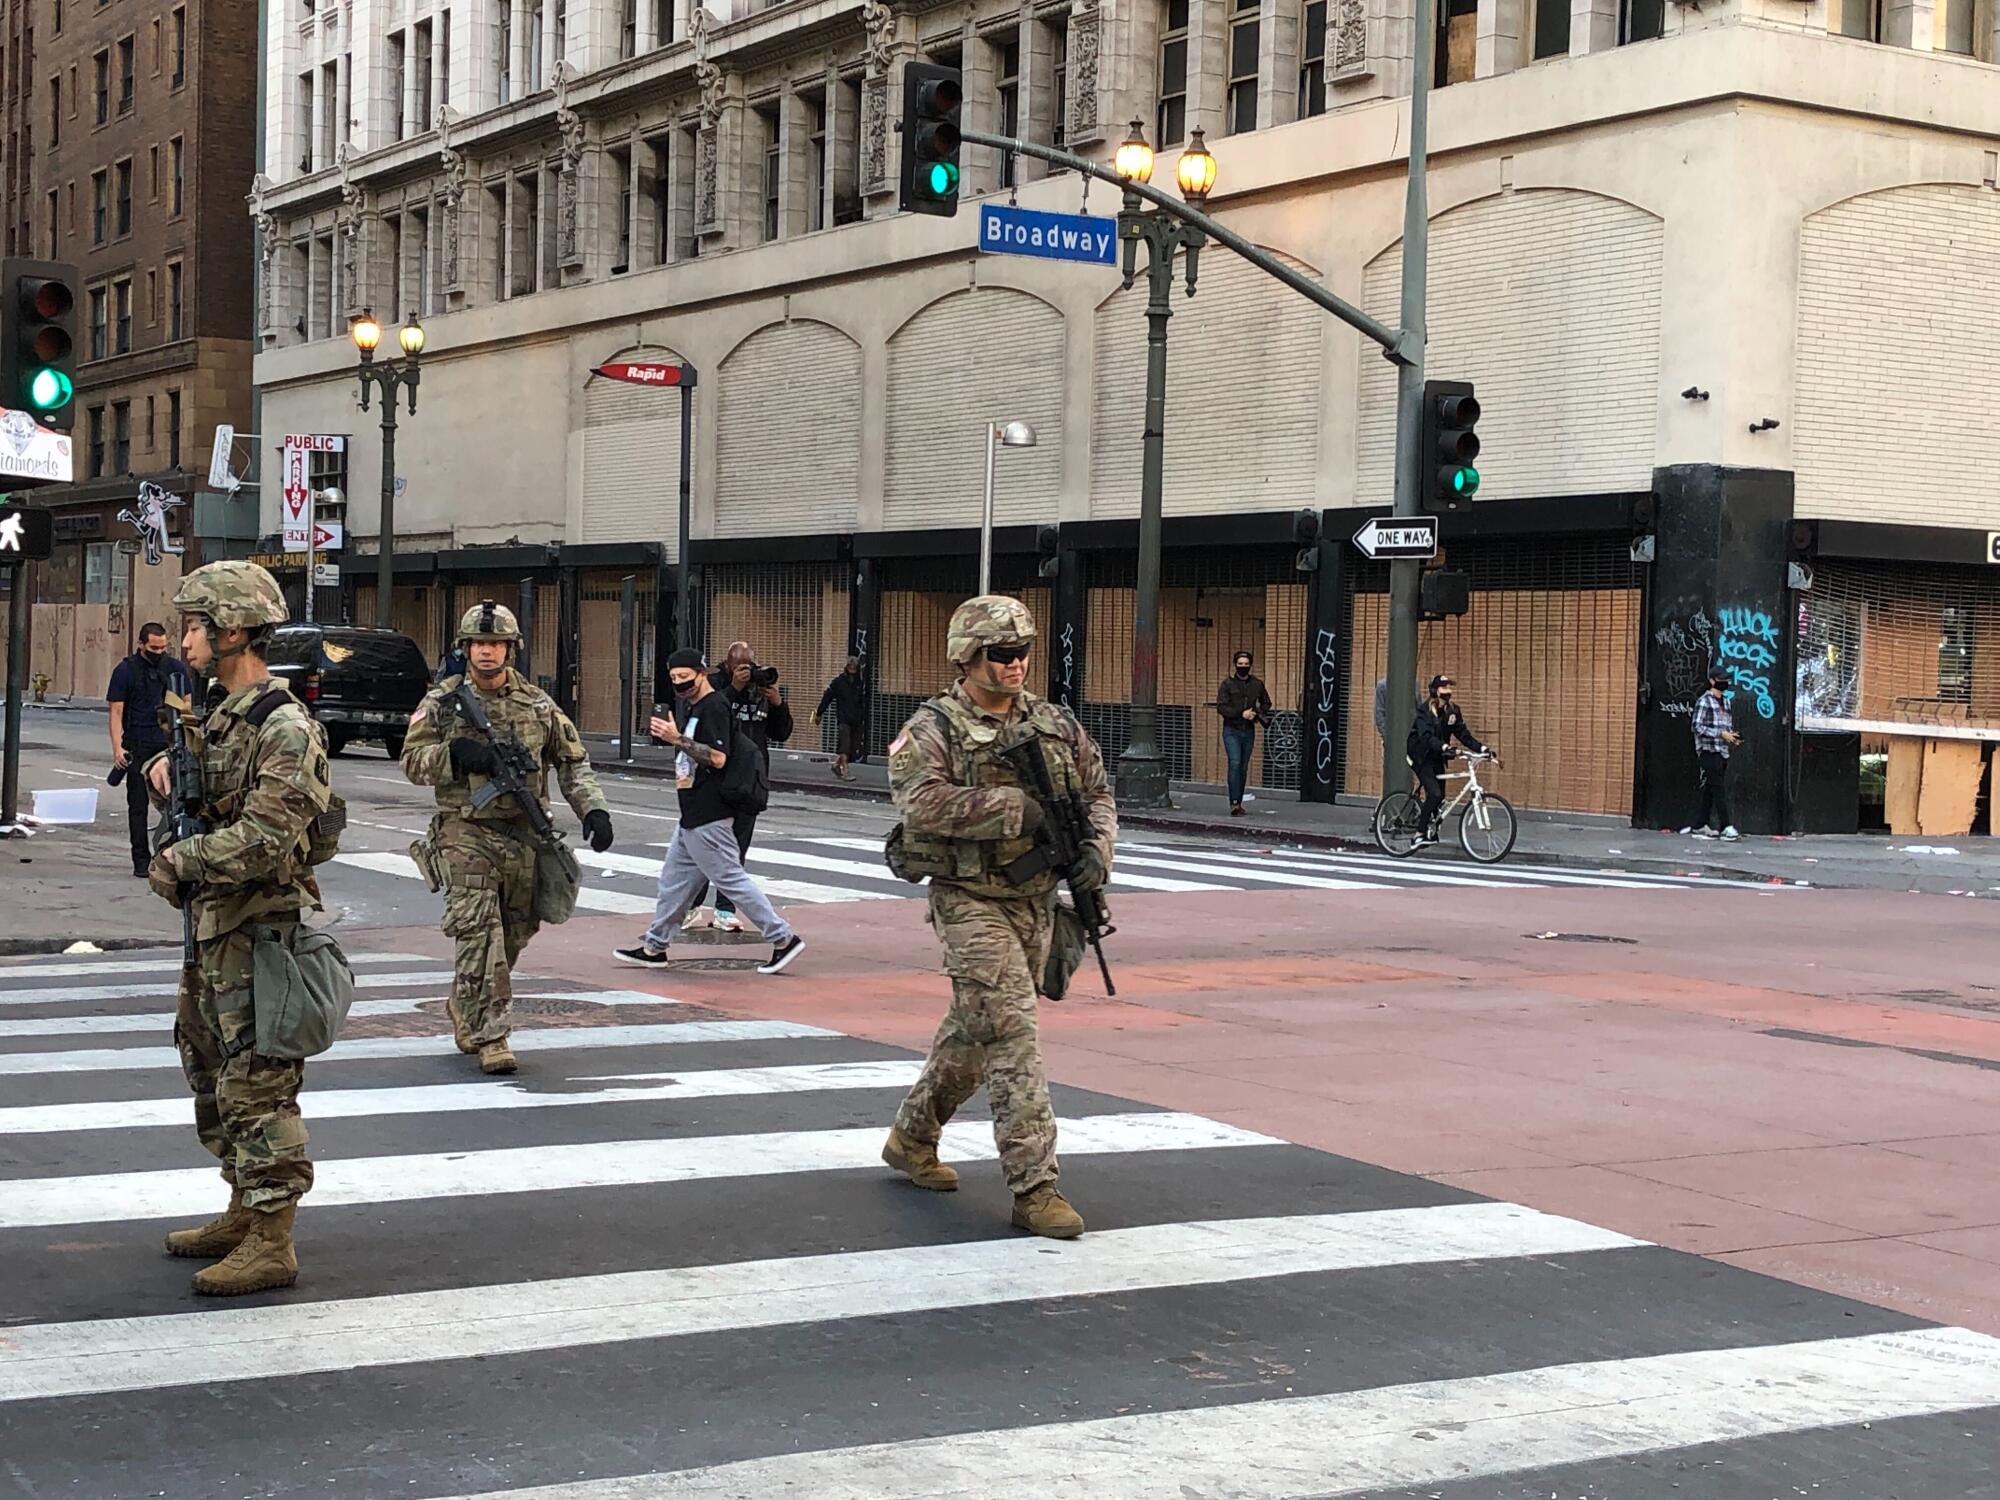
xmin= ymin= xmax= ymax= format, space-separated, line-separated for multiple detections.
xmin=595 ymin=362 xmax=695 ymax=388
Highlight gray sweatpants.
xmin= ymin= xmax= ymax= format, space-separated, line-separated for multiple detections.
xmin=643 ymin=820 xmax=794 ymax=951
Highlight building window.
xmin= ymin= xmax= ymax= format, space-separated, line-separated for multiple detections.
xmin=149 ymin=143 xmax=160 ymax=199
xmin=113 ymin=276 xmax=131 ymax=352
xmin=170 ymin=137 xmax=184 ymax=216
xmin=1617 ymin=0 xmax=1663 ymax=41
xmin=1227 ymin=0 xmax=1259 ymax=135
xmin=1941 ymin=605 xmax=1974 ymax=701
xmin=1532 ymin=0 xmax=1570 ymax=57
xmin=414 ymin=206 xmax=432 ymax=315
xmin=439 ymin=9 xmax=452 ymax=106
xmin=112 ymin=401 xmax=131 ymax=473
xmin=146 ymin=266 xmax=157 ymax=322
xmin=115 ymin=158 xmax=132 ymax=235
xmin=808 ymin=94 xmax=827 ymax=231
xmin=320 ymin=61 xmax=338 ymax=163
xmin=167 ymin=390 xmax=182 ymax=468
xmin=388 ymin=32 xmax=407 ymax=141
xmin=650 ymin=136 xmax=671 ymax=263
xmin=1299 ymin=0 xmax=1326 ymax=118
xmin=117 ymin=35 xmax=134 ymax=112
xmin=145 ymin=395 xmax=155 ymax=452
xmin=168 ymin=259 xmax=183 ymax=339
xmin=760 ymin=107 xmax=780 ymax=242
xmin=1436 ymin=0 xmax=1477 ymax=85
xmin=151 ymin=18 xmax=162 ymax=76
xmin=45 ymin=189 xmax=57 ymax=256
xmin=413 ymin=20 xmax=433 ymax=124
xmin=93 ymin=49 xmax=108 ymax=124
xmin=1049 ymin=19 xmax=1067 ymax=148
xmin=88 ymin=285 xmax=106 ymax=357
xmin=1157 ymin=0 xmax=1188 ymax=147
xmin=90 ymin=169 xmax=106 ymax=243
xmin=610 ymin=145 xmax=631 ymax=272
xmin=298 ymin=71 xmax=314 ymax=171
xmin=496 ymin=0 xmax=512 ymax=103
xmin=652 ymin=0 xmax=671 ymax=46
xmin=171 ymin=6 xmax=186 ymax=86
xmin=48 ymin=75 xmax=59 ymax=146
xmin=88 ymin=406 xmax=105 ymax=476
xmin=1940 ymin=0 xmax=1975 ymax=51
xmin=490 ymin=184 xmax=508 ymax=298
xmin=525 ymin=0 xmax=544 ymax=92
xmin=54 ymin=0 xmax=63 ymax=34
xmin=620 ymin=0 xmax=636 ymax=57
xmin=995 ymin=41 xmax=1019 ymax=188
xmin=553 ymin=0 xmax=567 ymax=62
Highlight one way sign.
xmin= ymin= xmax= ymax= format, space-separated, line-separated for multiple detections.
xmin=1352 ymin=516 xmax=1438 ymax=561
xmin=0 ymin=503 xmax=54 ymax=561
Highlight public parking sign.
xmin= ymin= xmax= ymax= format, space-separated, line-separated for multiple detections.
xmin=0 ymin=503 xmax=55 ymax=561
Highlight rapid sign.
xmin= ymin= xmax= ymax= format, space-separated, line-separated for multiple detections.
xmin=1352 ymin=517 xmax=1439 ymax=561
xmin=978 ymin=204 xmax=1117 ymax=266
xmin=595 ymin=362 xmax=695 ymax=388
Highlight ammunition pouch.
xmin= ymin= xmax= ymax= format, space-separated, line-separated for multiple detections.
xmin=408 ymin=826 xmax=447 ymax=892
xmin=250 ymin=922 xmax=356 ymax=1060
xmin=1040 ymin=899 xmax=1087 ymax=1003
xmin=306 ymin=794 xmax=347 ymax=866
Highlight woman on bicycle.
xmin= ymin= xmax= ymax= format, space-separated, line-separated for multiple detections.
xmin=1406 ymin=674 xmax=1492 ymax=843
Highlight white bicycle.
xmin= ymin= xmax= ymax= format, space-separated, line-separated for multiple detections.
xmin=1372 ymin=750 xmax=1518 ymax=863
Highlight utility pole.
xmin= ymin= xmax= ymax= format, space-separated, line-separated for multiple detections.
xmin=2 ymin=561 xmax=25 ymax=826
xmin=1382 ymin=1 xmax=1436 ymax=798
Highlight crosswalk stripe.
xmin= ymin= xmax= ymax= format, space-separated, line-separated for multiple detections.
xmin=797 ymin=836 xmax=1227 ymax=893
xmin=0 ymin=950 xmax=433 ymax=980
xmin=0 ymin=1019 xmax=838 ymax=1075
xmin=1224 ymin=845 xmax=1730 ymax=891
xmin=331 ymin=852 xmax=663 ymax=913
xmin=0 ymin=989 xmax=682 ymax=1039
xmin=0 ymin=1203 xmax=1640 ymax=1404
xmin=440 ymin=1327 xmax=2000 ymax=1500
xmin=1113 ymin=851 xmax=1394 ymax=891
xmin=0 ymin=1112 xmax=1274 ymax=1227
xmin=0 ymin=969 xmax=456 ymax=1007
xmin=338 ymin=849 xmax=902 ymax=908
xmin=0 ymin=1059 xmax=927 ymax=1135
xmin=581 ymin=846 xmax=903 ymax=902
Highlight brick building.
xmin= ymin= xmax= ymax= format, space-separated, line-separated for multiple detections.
xmin=250 ymin=0 xmax=2000 ymax=832
xmin=9 ymin=0 xmax=259 ymax=688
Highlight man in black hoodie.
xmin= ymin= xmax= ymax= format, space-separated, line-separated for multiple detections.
xmin=1215 ymin=650 xmax=1271 ymax=816
xmin=685 ymin=641 xmax=793 ymax=933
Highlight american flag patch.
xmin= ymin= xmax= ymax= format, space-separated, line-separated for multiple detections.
xmin=888 ymin=729 xmax=909 ymax=755
xmin=409 ymin=706 xmax=428 ymax=725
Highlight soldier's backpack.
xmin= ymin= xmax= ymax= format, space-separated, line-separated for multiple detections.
xmin=245 ymin=683 xmax=348 ymax=865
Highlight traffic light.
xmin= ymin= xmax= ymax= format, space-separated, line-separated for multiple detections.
xmin=1421 ymin=379 xmax=1480 ymax=511
xmin=899 ymin=62 xmax=963 ymax=218
xmin=1 ymin=260 xmax=80 ymax=431
xmin=1036 ymin=523 xmax=1061 ymax=579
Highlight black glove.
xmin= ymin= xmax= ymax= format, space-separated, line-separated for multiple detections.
xmin=1017 ymin=793 xmax=1046 ymax=836
xmin=582 ymin=809 xmax=614 ymax=853
xmin=449 ymin=739 xmax=499 ymax=778
xmin=1072 ymin=847 xmax=1108 ymax=894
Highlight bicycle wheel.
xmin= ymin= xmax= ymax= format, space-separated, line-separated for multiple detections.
xmin=1458 ymin=792 xmax=1518 ymax=863
xmin=1373 ymin=792 xmax=1425 ymax=858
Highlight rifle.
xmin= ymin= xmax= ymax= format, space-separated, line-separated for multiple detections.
xmin=451 ymin=681 xmax=564 ymax=852
xmin=157 ymin=692 xmax=208 ymax=964
xmin=996 ymin=733 xmax=1116 ymax=998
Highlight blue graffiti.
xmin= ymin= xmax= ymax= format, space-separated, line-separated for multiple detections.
xmin=1717 ymin=606 xmax=1778 ymax=720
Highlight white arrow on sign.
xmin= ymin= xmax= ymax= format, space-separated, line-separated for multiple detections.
xmin=313 ymin=520 xmax=344 ymax=551
xmin=1352 ymin=517 xmax=1439 ymax=561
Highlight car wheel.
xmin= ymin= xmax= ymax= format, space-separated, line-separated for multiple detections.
xmin=326 ymin=731 xmax=349 ymax=756
xmin=382 ymin=732 xmax=406 ymax=760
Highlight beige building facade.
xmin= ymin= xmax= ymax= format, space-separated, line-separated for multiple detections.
xmin=249 ymin=0 xmax=2000 ymax=829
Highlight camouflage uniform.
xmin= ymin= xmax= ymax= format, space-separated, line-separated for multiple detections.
xmin=146 ymin=560 xmax=333 ymax=1294
xmin=885 ymin=597 xmax=1116 ymax=1214
xmin=401 ymin=606 xmax=607 ymax=1058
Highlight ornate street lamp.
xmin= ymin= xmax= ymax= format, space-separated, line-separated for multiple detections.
xmin=351 ymin=310 xmax=424 ymax=631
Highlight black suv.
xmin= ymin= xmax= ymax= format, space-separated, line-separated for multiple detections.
xmin=265 ymin=624 xmax=431 ymax=758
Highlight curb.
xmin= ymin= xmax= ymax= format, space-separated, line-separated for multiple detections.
xmin=0 ymin=936 xmax=183 ymax=957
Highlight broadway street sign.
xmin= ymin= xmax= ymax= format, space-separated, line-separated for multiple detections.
xmin=1352 ymin=516 xmax=1438 ymax=561
xmin=978 ymin=203 xmax=1116 ymax=266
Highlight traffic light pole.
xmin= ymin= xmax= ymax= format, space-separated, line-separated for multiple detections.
xmin=1383 ymin=0 xmax=1434 ymax=800
xmin=2 ymin=561 xmax=26 ymax=827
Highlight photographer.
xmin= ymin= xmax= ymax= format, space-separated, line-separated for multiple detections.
xmin=682 ymin=640 xmax=793 ymax=933
xmin=107 ymin=622 xmax=193 ymax=878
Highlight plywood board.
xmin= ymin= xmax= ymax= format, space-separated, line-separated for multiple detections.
xmin=1884 ymin=736 xmax=1924 ymax=835
xmin=1918 ymin=738 xmax=1982 ymax=837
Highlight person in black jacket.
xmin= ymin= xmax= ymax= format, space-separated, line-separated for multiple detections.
xmin=685 ymin=641 xmax=794 ymax=933
xmin=1406 ymin=673 xmax=1492 ymax=842
xmin=1214 ymin=650 xmax=1271 ymax=815
xmin=812 ymin=656 xmax=867 ymax=779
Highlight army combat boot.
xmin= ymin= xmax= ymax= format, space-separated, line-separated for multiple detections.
xmin=163 ymin=1187 xmax=255 ymax=1259
xmin=881 ymin=1128 xmax=959 ymax=1191
xmin=479 ymin=1039 xmax=518 ymax=1075
xmin=190 ymin=1205 xmax=298 ymax=1296
xmin=1011 ymin=1185 xmax=1084 ymax=1239
xmin=445 ymin=995 xmax=476 ymax=1054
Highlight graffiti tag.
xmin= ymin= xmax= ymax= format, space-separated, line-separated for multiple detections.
xmin=1716 ymin=606 xmax=1778 ymax=720
xmin=1312 ymin=628 xmax=1338 ymax=778
xmin=117 ymin=482 xmax=186 ymax=567
xmin=1060 ymin=622 xmax=1077 ymax=708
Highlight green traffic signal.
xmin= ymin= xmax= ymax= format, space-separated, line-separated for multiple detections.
xmin=27 ymin=366 xmax=72 ymax=411
xmin=1451 ymin=466 xmax=1480 ymax=497
xmin=926 ymin=162 xmax=958 ymax=198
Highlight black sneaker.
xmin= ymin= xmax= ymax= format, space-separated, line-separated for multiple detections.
xmin=613 ymin=944 xmax=670 ymax=968
xmin=757 ymin=936 xmax=806 ymax=975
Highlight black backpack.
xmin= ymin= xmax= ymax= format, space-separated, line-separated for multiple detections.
xmin=718 ymin=724 xmax=769 ymax=815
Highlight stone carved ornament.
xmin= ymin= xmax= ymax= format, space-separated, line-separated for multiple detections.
xmin=1068 ymin=6 xmax=1098 ymax=140
xmin=437 ymin=108 xmax=468 ymax=287
xmin=696 ymin=126 xmax=719 ymax=227
xmin=861 ymin=0 xmax=895 ymax=75
xmin=1331 ymin=0 xmax=1369 ymax=78
xmin=860 ymin=2 xmax=896 ymax=192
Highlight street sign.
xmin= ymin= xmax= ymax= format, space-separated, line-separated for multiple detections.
xmin=978 ymin=203 xmax=1116 ymax=266
xmin=206 ymin=423 xmax=235 ymax=489
xmin=312 ymin=563 xmax=340 ymax=587
xmin=0 ymin=503 xmax=54 ymax=561
xmin=0 ymin=408 xmax=74 ymax=486
xmin=282 ymin=433 xmax=344 ymax=551
xmin=1352 ymin=516 xmax=1438 ymax=561
xmin=313 ymin=520 xmax=344 ymax=552
xmin=594 ymin=361 xmax=695 ymax=387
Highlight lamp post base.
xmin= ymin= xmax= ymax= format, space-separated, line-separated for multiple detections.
xmin=1114 ymin=745 xmax=1173 ymax=809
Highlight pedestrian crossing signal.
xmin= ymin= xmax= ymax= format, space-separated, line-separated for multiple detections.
xmin=2 ymin=259 xmax=80 ymax=432
xmin=899 ymin=63 xmax=963 ymax=219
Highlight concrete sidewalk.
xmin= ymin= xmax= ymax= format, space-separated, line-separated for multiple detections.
xmin=584 ymin=729 xmax=2000 ymax=895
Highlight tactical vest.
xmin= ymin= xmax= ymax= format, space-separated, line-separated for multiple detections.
xmin=192 ymin=682 xmax=344 ymax=870
xmin=432 ymin=671 xmax=562 ymax=822
xmin=889 ymin=691 xmax=1083 ymax=900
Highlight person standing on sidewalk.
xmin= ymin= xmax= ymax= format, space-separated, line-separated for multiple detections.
xmin=812 ymin=656 xmax=868 ymax=780
xmin=108 ymin=622 xmax=193 ymax=877
xmin=615 ymin=648 xmax=804 ymax=975
xmin=682 ymin=641 xmax=792 ymax=935
xmin=1214 ymin=650 xmax=1270 ymax=816
xmin=1687 ymin=668 xmax=1742 ymax=841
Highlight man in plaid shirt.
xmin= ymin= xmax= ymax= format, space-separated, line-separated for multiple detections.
xmin=1687 ymin=668 xmax=1742 ymax=840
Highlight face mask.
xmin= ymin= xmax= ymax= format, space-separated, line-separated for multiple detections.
xmin=1234 ymin=665 xmax=1251 ymax=679
xmin=142 ymin=646 xmax=165 ymax=663
xmin=672 ymin=677 xmax=700 ymax=700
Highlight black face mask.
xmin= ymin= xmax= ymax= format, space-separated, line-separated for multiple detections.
xmin=1234 ymin=665 xmax=1251 ymax=679
xmin=141 ymin=647 xmax=166 ymax=665
xmin=672 ymin=677 xmax=700 ymax=700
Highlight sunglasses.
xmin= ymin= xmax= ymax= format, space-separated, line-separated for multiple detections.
xmin=984 ymin=644 xmax=1032 ymax=666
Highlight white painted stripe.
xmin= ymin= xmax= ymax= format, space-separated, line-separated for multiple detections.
xmin=0 ymin=969 xmax=456 ymax=1008
xmin=0 ymin=950 xmax=433 ymax=981
xmin=0 ymin=1019 xmax=837 ymax=1076
xmin=1229 ymin=845 xmax=1711 ymax=892
xmin=340 ymin=849 xmax=902 ymax=908
xmin=581 ymin=846 xmax=901 ymax=903
xmin=0 ymin=1112 xmax=1273 ymax=1226
xmin=0 ymin=1203 xmax=1640 ymax=1404
xmin=333 ymin=853 xmax=661 ymax=914
xmin=0 ymin=990 xmax=682 ymax=1039
xmin=0 ymin=1059 xmax=925 ymax=1135
xmin=1113 ymin=851 xmax=1398 ymax=892
xmin=793 ymin=837 xmax=1224 ymax=893
xmin=425 ymin=1327 xmax=2000 ymax=1500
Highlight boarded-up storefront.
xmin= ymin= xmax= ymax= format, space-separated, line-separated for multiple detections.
xmin=701 ymin=560 xmax=852 ymax=753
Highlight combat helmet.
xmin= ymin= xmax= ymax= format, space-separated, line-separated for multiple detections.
xmin=172 ymin=560 xmax=289 ymax=630
xmin=946 ymin=594 xmax=1037 ymax=666
xmin=456 ymin=600 xmax=522 ymax=645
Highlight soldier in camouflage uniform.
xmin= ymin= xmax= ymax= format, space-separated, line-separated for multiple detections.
xmin=880 ymin=595 xmax=1116 ymax=1239
xmin=144 ymin=560 xmax=334 ymax=1296
xmin=402 ymin=602 xmax=614 ymax=1075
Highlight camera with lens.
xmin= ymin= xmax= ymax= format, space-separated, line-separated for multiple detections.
xmin=748 ymin=664 xmax=779 ymax=688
